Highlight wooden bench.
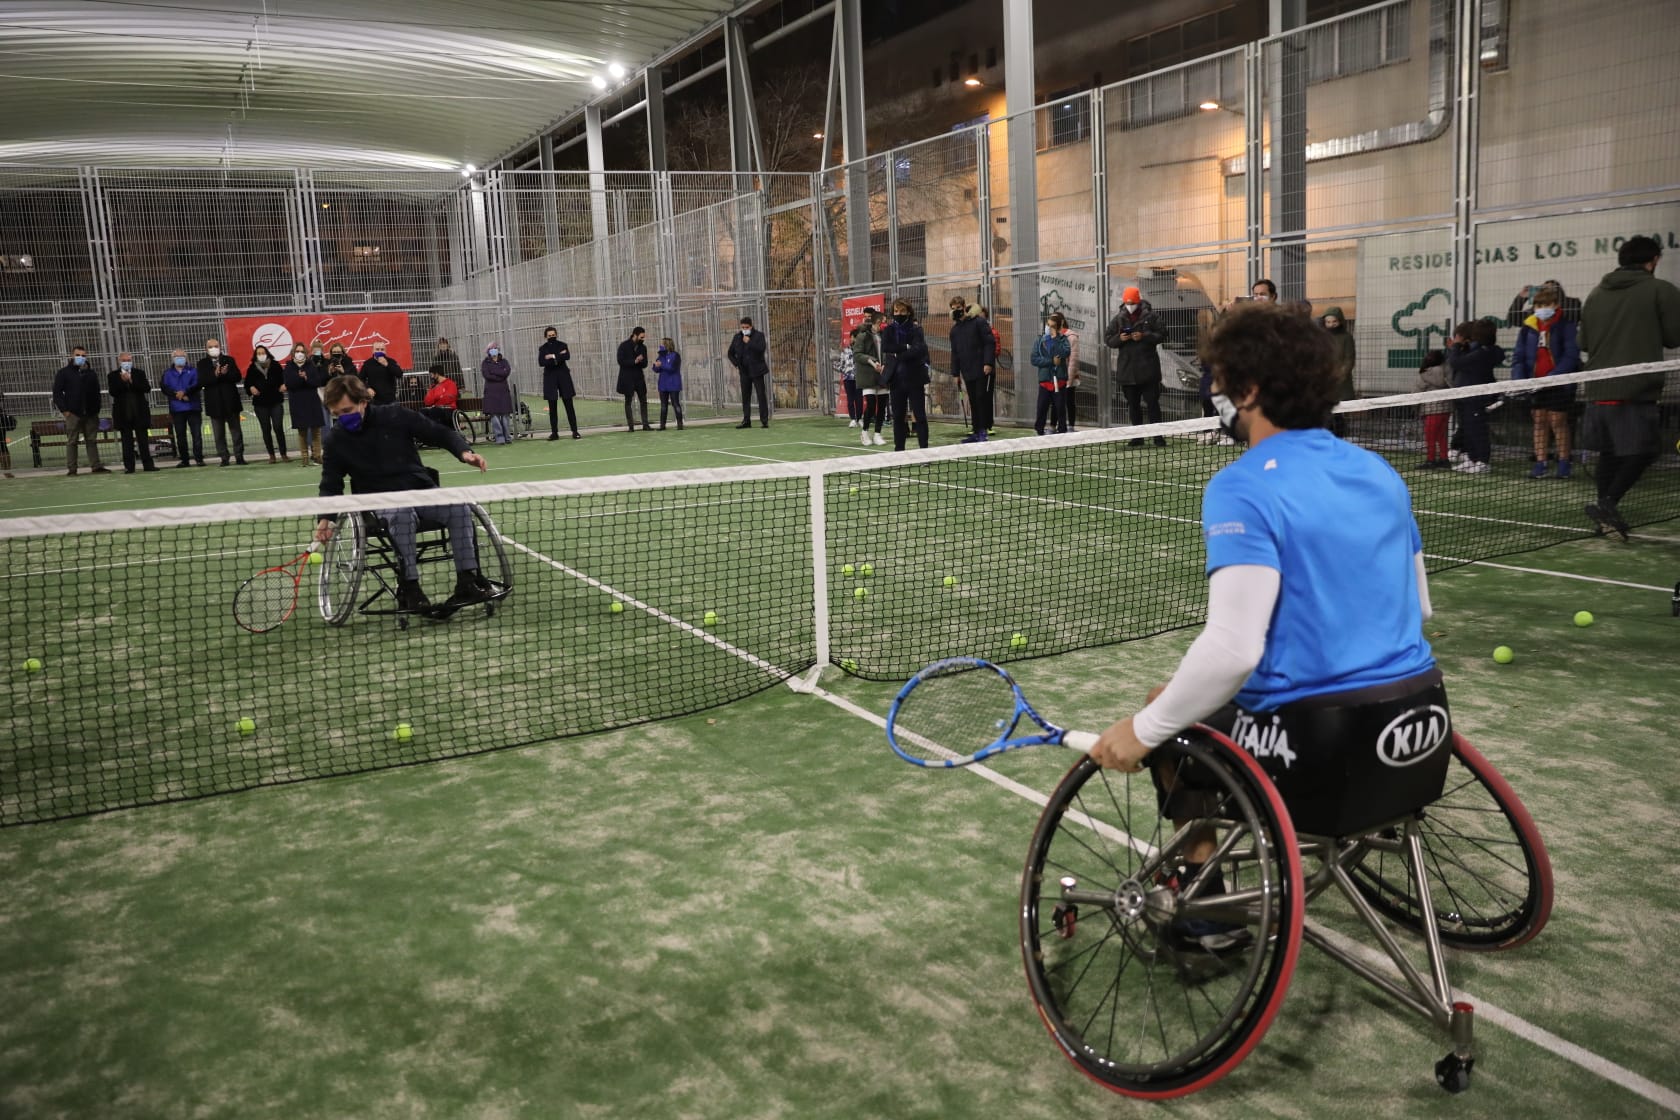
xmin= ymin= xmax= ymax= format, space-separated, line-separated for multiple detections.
xmin=30 ymin=413 xmax=174 ymax=467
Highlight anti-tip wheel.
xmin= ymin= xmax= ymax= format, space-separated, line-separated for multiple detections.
xmin=1434 ymin=1052 xmax=1473 ymax=1094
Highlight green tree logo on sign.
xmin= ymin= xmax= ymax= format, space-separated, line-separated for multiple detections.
xmin=1387 ymin=288 xmax=1454 ymax=369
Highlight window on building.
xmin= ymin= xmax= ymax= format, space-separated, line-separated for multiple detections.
xmin=1047 ymin=88 xmax=1091 ymax=148
xmin=870 ymin=222 xmax=928 ymax=306
xmin=350 ymin=244 xmax=382 ymax=270
xmin=945 ymin=115 xmax=987 ymax=172
xmin=1303 ymin=2 xmax=1410 ymax=83
xmin=894 ymin=156 xmax=913 ymax=186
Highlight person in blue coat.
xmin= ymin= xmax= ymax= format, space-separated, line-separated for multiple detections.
xmin=161 ymin=348 xmax=205 ymax=467
xmin=1509 ymin=285 xmax=1581 ymax=478
xmin=1031 ymin=314 xmax=1073 ymax=436
xmin=654 ymin=338 xmax=684 ymax=430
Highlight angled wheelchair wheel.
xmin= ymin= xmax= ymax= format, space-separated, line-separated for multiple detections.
xmin=1348 ymin=734 xmax=1553 ymax=951
xmin=467 ymin=503 xmax=513 ymax=598
xmin=1020 ymin=728 xmax=1304 ymax=1099
xmin=317 ymin=512 xmax=365 ymax=626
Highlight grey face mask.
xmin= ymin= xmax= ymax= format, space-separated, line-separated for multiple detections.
xmin=1211 ymin=392 xmax=1243 ymax=441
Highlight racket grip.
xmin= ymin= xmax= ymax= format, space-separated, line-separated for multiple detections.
xmin=1061 ymin=730 xmax=1099 ymax=751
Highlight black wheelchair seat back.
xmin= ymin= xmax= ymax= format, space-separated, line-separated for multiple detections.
xmin=1167 ymin=675 xmax=1453 ymax=838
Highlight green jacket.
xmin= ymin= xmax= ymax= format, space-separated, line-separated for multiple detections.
xmin=1578 ymin=266 xmax=1680 ymax=401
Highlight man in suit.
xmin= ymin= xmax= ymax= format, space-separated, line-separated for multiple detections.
xmin=108 ymin=351 xmax=157 ymax=473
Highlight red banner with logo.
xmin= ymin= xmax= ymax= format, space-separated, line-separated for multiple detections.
xmin=221 ymin=313 xmax=413 ymax=369
xmin=841 ymin=294 xmax=886 ymax=347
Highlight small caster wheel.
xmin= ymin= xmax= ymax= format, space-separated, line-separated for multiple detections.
xmin=397 ymin=616 xmax=409 ymax=632
xmin=1052 ymin=903 xmax=1078 ymax=939
xmin=1435 ymin=1051 xmax=1473 ymax=1093
xmin=484 ymin=603 xmax=496 ymax=619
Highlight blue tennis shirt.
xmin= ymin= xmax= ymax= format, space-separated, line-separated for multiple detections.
xmin=1202 ymin=427 xmax=1436 ymax=710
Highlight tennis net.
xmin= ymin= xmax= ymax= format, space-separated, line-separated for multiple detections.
xmin=2 ymin=362 xmax=1675 ymax=825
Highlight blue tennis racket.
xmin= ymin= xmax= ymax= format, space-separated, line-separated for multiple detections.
xmin=886 ymin=657 xmax=1099 ymax=768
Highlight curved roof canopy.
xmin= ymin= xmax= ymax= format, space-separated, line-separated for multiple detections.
xmin=0 ymin=0 xmax=737 ymax=167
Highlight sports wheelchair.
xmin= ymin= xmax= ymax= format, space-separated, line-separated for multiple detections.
xmin=1020 ymin=724 xmax=1551 ymax=1098
xmin=316 ymin=501 xmax=513 ymax=630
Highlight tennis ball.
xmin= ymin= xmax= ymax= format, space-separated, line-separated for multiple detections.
xmin=842 ymin=563 xmax=855 ymax=576
xmin=392 ymin=722 xmax=413 ymax=741
xmin=840 ymin=658 xmax=859 ymax=672
xmin=1010 ymin=633 xmax=1028 ymax=651
xmin=942 ymin=575 xmax=957 ymax=588
xmin=860 ymin=563 xmax=874 ymax=576
xmin=703 ymin=610 xmax=718 ymax=625
xmin=22 ymin=657 xmax=43 ymax=673
xmin=1492 ymin=646 xmax=1514 ymax=664
xmin=1573 ymin=610 xmax=1594 ymax=627
xmin=236 ymin=716 xmax=256 ymax=736
xmin=854 ymin=586 xmax=869 ymax=600
xmin=609 ymin=600 xmax=625 ymax=614
xmin=308 ymin=551 xmax=323 ymax=566
xmin=848 ymin=485 xmax=859 ymax=495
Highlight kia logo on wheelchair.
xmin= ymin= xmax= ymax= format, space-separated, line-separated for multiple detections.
xmin=1375 ymin=705 xmax=1451 ymax=767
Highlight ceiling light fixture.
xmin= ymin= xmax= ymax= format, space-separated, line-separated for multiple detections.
xmin=813 ymin=132 xmax=824 ymax=139
xmin=964 ymin=77 xmax=982 ymax=88
xmin=591 ymin=75 xmax=607 ymax=90
xmin=607 ymin=63 xmax=626 ymax=80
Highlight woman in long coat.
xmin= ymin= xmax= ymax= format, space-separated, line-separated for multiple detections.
xmin=482 ymin=342 xmax=515 ymax=444
xmin=283 ymin=344 xmax=328 ymax=464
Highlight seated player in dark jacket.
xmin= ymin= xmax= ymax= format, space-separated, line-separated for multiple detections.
xmin=313 ymin=375 xmax=491 ymax=617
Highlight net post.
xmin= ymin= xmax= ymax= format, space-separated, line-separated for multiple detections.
xmin=808 ymin=469 xmax=831 ymax=683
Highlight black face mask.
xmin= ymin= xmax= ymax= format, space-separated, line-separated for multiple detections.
xmin=545 ymin=334 xmax=556 ymax=341
xmin=893 ymin=314 xmax=910 ymax=325
xmin=950 ymin=309 xmax=963 ymax=321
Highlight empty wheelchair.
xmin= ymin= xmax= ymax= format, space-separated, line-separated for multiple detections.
xmin=317 ymin=501 xmax=513 ymax=629
xmin=1019 ymin=722 xmax=1551 ymax=1098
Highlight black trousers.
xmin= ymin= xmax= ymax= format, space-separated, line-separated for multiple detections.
xmin=546 ymin=396 xmax=578 ymax=435
xmin=1598 ymin=452 xmax=1659 ymax=508
xmin=623 ymin=386 xmax=649 ymax=429
xmin=253 ymin=400 xmax=286 ymax=455
xmin=1455 ymin=400 xmax=1490 ymax=463
xmin=739 ymin=373 xmax=770 ymax=425
xmin=862 ymin=391 xmax=886 ymax=432
xmin=890 ymin=382 xmax=928 ymax=450
xmin=660 ymin=390 xmax=684 ymax=428
xmin=962 ymin=374 xmax=993 ymax=436
xmin=171 ymin=410 xmax=204 ymax=463
xmin=1121 ymin=381 xmax=1163 ymax=427
xmin=1034 ymin=384 xmax=1066 ymax=435
xmin=1064 ymin=383 xmax=1078 ymax=430
xmin=116 ymin=421 xmax=154 ymax=471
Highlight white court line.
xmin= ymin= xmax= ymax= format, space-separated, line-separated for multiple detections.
xmin=709 ymin=448 xmax=789 ymax=464
xmin=1418 ymin=508 xmax=1600 ymax=534
xmin=869 ymin=471 xmax=1202 ymax=528
xmin=509 ymin=537 xmax=1679 ymax=1113
xmin=1427 ymin=553 xmax=1673 ymax=592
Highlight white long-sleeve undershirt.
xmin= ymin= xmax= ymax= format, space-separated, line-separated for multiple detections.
xmin=1130 ymin=553 xmax=1433 ymax=749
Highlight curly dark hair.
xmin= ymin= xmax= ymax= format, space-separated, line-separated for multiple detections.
xmin=1199 ymin=302 xmax=1339 ymax=430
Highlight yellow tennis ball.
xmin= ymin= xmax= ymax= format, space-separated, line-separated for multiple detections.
xmin=308 ymin=551 xmax=323 ymax=566
xmin=392 ymin=722 xmax=413 ymax=741
xmin=1572 ymin=610 xmax=1594 ymax=627
xmin=236 ymin=716 xmax=256 ymax=736
xmin=848 ymin=485 xmax=859 ymax=495
xmin=842 ymin=563 xmax=855 ymax=576
xmin=860 ymin=563 xmax=874 ymax=576
xmin=942 ymin=575 xmax=957 ymax=588
xmin=703 ymin=610 xmax=718 ymax=625
xmin=22 ymin=657 xmax=43 ymax=673
xmin=1010 ymin=633 xmax=1028 ymax=650
xmin=609 ymin=600 xmax=625 ymax=614
xmin=1492 ymin=646 xmax=1514 ymax=664
xmin=840 ymin=658 xmax=858 ymax=672
xmin=854 ymin=586 xmax=869 ymax=600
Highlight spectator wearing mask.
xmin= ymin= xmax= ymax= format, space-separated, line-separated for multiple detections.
xmin=1414 ymin=349 xmax=1452 ymax=469
xmin=481 ymin=342 xmax=515 ymax=445
xmin=107 ymin=351 xmax=156 ymax=473
xmin=52 ymin=346 xmax=109 ymax=476
xmin=162 ymin=348 xmax=204 ymax=467
xmin=1105 ymin=286 xmax=1167 ymax=447
xmin=654 ymin=338 xmax=684 ymax=431
xmin=727 ymin=317 xmax=772 ymax=429
xmin=1510 ymin=287 xmax=1581 ymax=479
xmin=1250 ymin=278 xmax=1278 ymax=303
xmin=853 ymin=310 xmax=886 ymax=447
xmin=947 ymin=296 xmax=996 ymax=444
xmin=244 ymin=345 xmax=288 ymax=463
xmin=616 ymin=327 xmax=652 ymax=433
xmin=881 ymin=300 xmax=931 ymax=451
xmin=359 ymin=347 xmax=403 ymax=404
xmin=1507 ymin=280 xmax=1582 ymax=327
xmin=1577 ymin=234 xmax=1680 ymax=539
xmin=835 ymin=333 xmax=862 ymax=428
xmin=1063 ymin=322 xmax=1083 ymax=431
xmin=429 ymin=338 xmax=465 ymax=389
xmin=284 ymin=343 xmax=328 ymax=465
xmin=1445 ymin=319 xmax=1505 ymax=475
xmin=1031 ymin=313 xmax=1073 ymax=436
xmin=1323 ymin=307 xmax=1356 ymax=402
xmin=198 ymin=338 xmax=246 ymax=466
xmin=422 ymin=368 xmax=460 ymax=430
xmin=538 ymin=325 xmax=578 ymax=440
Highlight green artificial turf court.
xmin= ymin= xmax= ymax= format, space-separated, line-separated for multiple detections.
xmin=1 ymin=412 xmax=1678 ymax=1117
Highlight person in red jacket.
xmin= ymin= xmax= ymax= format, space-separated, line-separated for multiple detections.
xmin=421 ymin=368 xmax=460 ymax=430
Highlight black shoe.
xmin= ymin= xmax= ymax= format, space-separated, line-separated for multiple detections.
xmin=124 ymin=468 xmax=135 ymax=475
xmin=676 ymin=421 xmax=684 ymax=430
xmin=142 ymin=465 xmax=158 ymax=472
xmin=1604 ymin=506 xmax=1631 ymax=542
xmin=572 ymin=431 xmax=581 ymax=439
xmin=642 ymin=424 xmax=653 ymax=431
xmin=736 ymin=421 xmax=752 ymax=429
xmin=219 ymin=459 xmax=230 ymax=467
xmin=235 ymin=457 xmax=248 ymax=466
xmin=1153 ymin=437 xmax=1167 ymax=447
xmin=91 ymin=466 xmax=112 ymax=474
xmin=1129 ymin=438 xmax=1145 ymax=448
xmin=395 ymin=579 xmax=432 ymax=615
xmin=548 ymin=433 xmax=560 ymax=441
xmin=446 ymin=568 xmax=494 ymax=607
xmin=761 ymin=422 xmax=769 ymax=428
xmin=176 ymin=461 xmax=191 ymax=469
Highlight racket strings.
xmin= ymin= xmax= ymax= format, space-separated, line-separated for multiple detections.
xmin=235 ymin=569 xmax=299 ymax=633
xmin=892 ymin=664 xmax=1021 ymax=761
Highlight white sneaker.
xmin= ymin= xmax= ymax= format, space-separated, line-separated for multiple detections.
xmin=1453 ymin=459 xmax=1489 ymax=474
xmin=872 ymin=432 xmax=885 ymax=446
xmin=1448 ymin=449 xmax=1465 ymax=464
xmin=848 ymin=419 xmax=859 ymax=428
xmin=1216 ymin=435 xmax=1236 ymax=447
xmin=861 ymin=430 xmax=871 ymax=447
